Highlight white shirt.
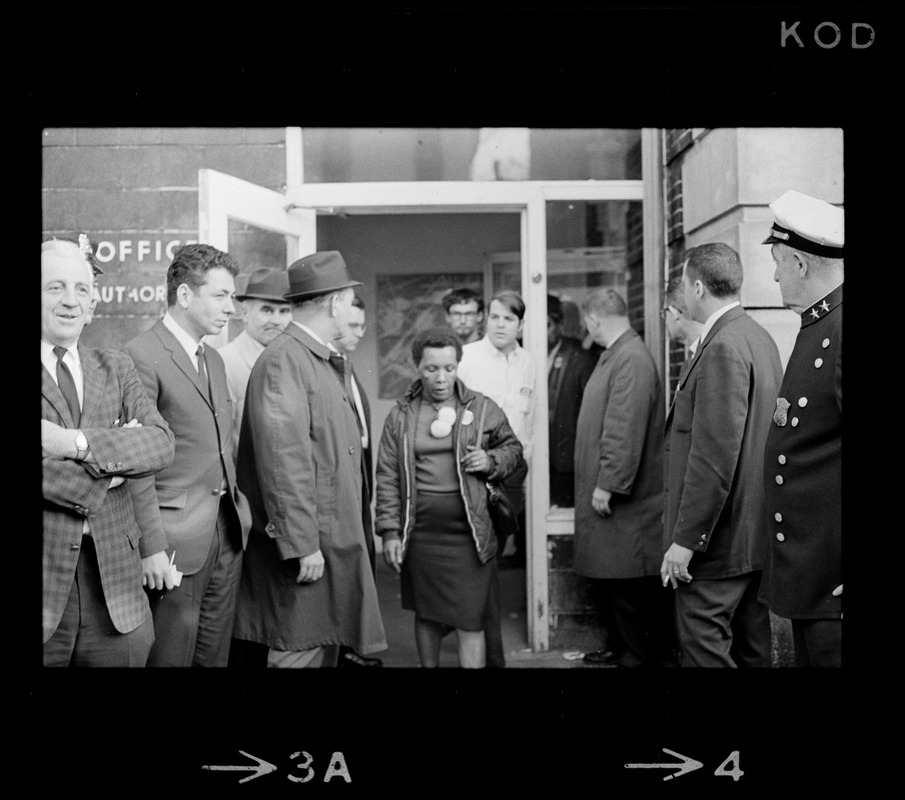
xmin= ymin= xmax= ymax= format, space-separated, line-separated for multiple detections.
xmin=41 ymin=339 xmax=84 ymax=408
xmin=698 ymin=300 xmax=740 ymax=346
xmin=162 ymin=311 xmax=204 ymax=368
xmin=217 ymin=330 xmax=266 ymax=454
xmin=457 ymin=335 xmax=537 ymax=460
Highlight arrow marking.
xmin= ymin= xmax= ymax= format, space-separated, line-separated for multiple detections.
xmin=202 ymin=751 xmax=278 ymax=784
xmin=625 ymin=748 xmax=704 ymax=781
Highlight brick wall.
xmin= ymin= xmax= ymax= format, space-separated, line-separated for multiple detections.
xmin=42 ymin=128 xmax=286 ymax=350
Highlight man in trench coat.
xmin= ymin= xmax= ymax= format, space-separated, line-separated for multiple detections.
xmin=233 ymin=251 xmax=387 ymax=667
xmin=573 ymin=289 xmax=669 ymax=668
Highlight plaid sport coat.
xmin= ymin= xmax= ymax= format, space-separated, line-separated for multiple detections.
xmin=42 ymin=345 xmax=175 ymax=642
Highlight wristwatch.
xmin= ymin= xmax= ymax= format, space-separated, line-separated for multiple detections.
xmin=74 ymin=430 xmax=89 ymax=461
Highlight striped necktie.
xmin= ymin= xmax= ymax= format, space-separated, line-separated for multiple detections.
xmin=53 ymin=346 xmax=81 ymax=426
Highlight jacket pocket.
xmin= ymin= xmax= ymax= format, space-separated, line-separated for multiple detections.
xmin=156 ymin=485 xmax=187 ymax=509
xmin=674 ymin=390 xmax=694 ymax=433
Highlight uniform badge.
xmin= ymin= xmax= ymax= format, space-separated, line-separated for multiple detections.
xmin=773 ymin=397 xmax=790 ymax=427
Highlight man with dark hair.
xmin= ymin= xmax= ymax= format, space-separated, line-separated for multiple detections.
xmin=759 ymin=189 xmax=844 ymax=667
xmin=661 ymin=243 xmax=783 ymax=667
xmin=574 ymin=289 xmax=669 ymax=667
xmin=547 ymin=294 xmax=595 ymax=508
xmin=42 ymin=237 xmax=175 ymax=666
xmin=125 ymin=243 xmax=252 ymax=667
xmin=233 ymin=252 xmax=386 ymax=668
xmin=442 ymin=287 xmax=484 ymax=344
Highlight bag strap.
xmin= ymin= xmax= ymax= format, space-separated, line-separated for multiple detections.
xmin=476 ymin=396 xmax=488 ymax=445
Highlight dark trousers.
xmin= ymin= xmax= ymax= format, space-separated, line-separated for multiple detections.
xmin=596 ymin=576 xmax=673 ymax=667
xmin=43 ymin=536 xmax=154 ymax=667
xmin=791 ymin=618 xmax=842 ymax=667
xmin=147 ymin=498 xmax=242 ymax=667
xmin=674 ymin=571 xmax=772 ymax=668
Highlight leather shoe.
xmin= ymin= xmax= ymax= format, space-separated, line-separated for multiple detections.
xmin=338 ymin=647 xmax=383 ymax=668
xmin=582 ymin=648 xmax=619 ymax=666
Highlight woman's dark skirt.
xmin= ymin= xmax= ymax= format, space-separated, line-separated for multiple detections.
xmin=401 ymin=490 xmax=495 ymax=631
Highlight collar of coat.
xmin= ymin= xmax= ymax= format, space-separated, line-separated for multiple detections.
xmin=800 ymin=282 xmax=843 ymax=328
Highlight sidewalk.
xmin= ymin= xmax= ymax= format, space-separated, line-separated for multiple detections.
xmin=373 ymin=554 xmax=585 ymax=669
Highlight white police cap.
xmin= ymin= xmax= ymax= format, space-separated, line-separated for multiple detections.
xmin=762 ymin=189 xmax=844 ymax=258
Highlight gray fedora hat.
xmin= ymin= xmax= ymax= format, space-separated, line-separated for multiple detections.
xmin=285 ymin=251 xmax=362 ymax=301
xmin=236 ymin=267 xmax=291 ymax=302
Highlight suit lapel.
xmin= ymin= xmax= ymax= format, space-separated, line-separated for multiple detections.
xmin=153 ymin=322 xmax=213 ymax=408
xmin=42 ymin=364 xmax=72 ymax=424
xmin=667 ymin=305 xmax=746 ymax=422
xmin=77 ymin=346 xmax=108 ymax=427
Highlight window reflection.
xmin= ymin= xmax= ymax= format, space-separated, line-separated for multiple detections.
xmin=301 ymin=129 xmax=641 ymax=182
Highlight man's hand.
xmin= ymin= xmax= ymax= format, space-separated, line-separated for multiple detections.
xmin=591 ymin=487 xmax=612 ymax=517
xmin=660 ymin=543 xmax=694 ymax=588
xmin=142 ymin=551 xmax=175 ymax=591
xmin=297 ymin=550 xmax=325 ymax=583
xmin=383 ymin=539 xmax=403 ymax=573
xmin=42 ymin=419 xmax=77 ymax=459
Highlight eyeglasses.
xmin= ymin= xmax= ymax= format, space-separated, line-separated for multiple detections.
xmin=448 ymin=311 xmax=478 ymax=320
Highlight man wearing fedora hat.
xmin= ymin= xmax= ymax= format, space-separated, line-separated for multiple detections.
xmin=759 ymin=189 xmax=844 ymax=667
xmin=217 ymin=268 xmax=292 ymax=454
xmin=233 ymin=251 xmax=387 ymax=667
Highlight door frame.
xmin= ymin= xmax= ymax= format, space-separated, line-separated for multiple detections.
xmin=198 ymin=128 xmax=662 ymax=651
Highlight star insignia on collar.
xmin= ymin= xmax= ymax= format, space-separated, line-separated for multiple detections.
xmin=820 ymin=300 xmax=830 ymax=312
xmin=810 ymin=307 xmax=821 ymax=319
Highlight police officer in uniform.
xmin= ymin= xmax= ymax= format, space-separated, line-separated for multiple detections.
xmin=759 ymin=189 xmax=843 ymax=667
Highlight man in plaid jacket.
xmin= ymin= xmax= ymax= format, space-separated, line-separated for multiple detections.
xmin=42 ymin=237 xmax=175 ymax=667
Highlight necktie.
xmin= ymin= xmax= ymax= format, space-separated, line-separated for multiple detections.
xmin=53 ymin=346 xmax=81 ymax=427
xmin=196 ymin=344 xmax=208 ymax=385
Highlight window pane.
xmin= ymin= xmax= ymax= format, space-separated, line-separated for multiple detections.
xmin=301 ymin=128 xmax=641 ymax=182
xmin=227 ymin=220 xmax=289 ymax=341
xmin=544 ymin=200 xmax=643 ymax=510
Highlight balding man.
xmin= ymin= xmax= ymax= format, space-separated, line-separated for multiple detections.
xmin=759 ymin=189 xmax=844 ymax=667
xmin=573 ymin=289 xmax=669 ymax=668
xmin=42 ymin=236 xmax=175 ymax=666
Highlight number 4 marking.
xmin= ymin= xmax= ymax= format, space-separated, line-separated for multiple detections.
xmin=714 ymin=750 xmax=744 ymax=781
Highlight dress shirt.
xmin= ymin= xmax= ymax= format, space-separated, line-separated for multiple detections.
xmin=547 ymin=339 xmax=563 ymax=373
xmin=162 ymin=311 xmax=205 ymax=368
xmin=457 ymin=335 xmax=537 ymax=460
xmin=41 ymin=339 xmax=85 ymax=409
xmin=698 ymin=300 xmax=740 ymax=347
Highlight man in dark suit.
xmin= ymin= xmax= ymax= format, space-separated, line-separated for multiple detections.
xmin=125 ymin=244 xmax=252 ymax=667
xmin=332 ymin=294 xmax=383 ymax=667
xmin=42 ymin=237 xmax=175 ymax=666
xmin=662 ymin=243 xmax=783 ymax=667
xmin=759 ymin=190 xmax=844 ymax=667
xmin=547 ymin=294 xmax=595 ymax=509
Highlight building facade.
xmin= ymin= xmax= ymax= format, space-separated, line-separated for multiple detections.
xmin=42 ymin=126 xmax=842 ymax=660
